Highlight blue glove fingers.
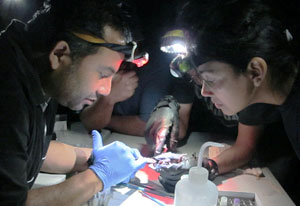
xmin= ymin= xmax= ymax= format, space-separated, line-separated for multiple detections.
xmin=125 ymin=159 xmax=147 ymax=183
xmin=126 ymin=164 xmax=146 ymax=184
xmin=92 ymin=130 xmax=103 ymax=149
xmin=122 ymin=148 xmax=146 ymax=182
xmin=90 ymin=140 xmax=146 ymax=190
xmin=130 ymin=148 xmax=147 ymax=169
xmin=133 ymin=156 xmax=147 ymax=171
xmin=131 ymin=148 xmax=142 ymax=159
xmin=123 ymin=176 xmax=132 ymax=184
xmin=129 ymin=160 xmax=146 ymax=179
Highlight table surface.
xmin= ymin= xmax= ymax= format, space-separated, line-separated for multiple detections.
xmin=51 ymin=122 xmax=296 ymax=206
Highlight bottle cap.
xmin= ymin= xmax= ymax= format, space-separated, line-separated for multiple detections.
xmin=220 ymin=196 xmax=228 ymax=206
xmin=189 ymin=166 xmax=209 ymax=184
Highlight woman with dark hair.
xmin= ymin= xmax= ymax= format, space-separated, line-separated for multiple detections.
xmin=178 ymin=0 xmax=300 ymax=158
xmin=175 ymin=0 xmax=300 ymax=202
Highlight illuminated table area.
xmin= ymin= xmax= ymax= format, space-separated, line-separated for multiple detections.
xmin=34 ymin=122 xmax=296 ymax=206
xmin=102 ymin=131 xmax=296 ymax=206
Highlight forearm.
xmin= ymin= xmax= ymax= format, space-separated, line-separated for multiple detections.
xmin=80 ymin=97 xmax=115 ymax=132
xmin=213 ymin=144 xmax=253 ymax=174
xmin=26 ymin=169 xmax=102 ymax=206
xmin=41 ymin=141 xmax=92 ymax=173
xmin=213 ymin=123 xmax=263 ymax=174
xmin=108 ymin=115 xmax=146 ymax=136
xmin=178 ymin=119 xmax=188 ymax=140
xmin=178 ymin=103 xmax=192 ymax=140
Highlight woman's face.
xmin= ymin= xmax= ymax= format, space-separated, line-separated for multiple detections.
xmin=188 ymin=61 xmax=256 ymax=115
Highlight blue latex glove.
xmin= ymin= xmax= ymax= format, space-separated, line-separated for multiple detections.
xmin=89 ymin=130 xmax=146 ymax=190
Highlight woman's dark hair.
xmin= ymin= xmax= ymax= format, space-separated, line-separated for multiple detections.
xmin=26 ymin=0 xmax=134 ymax=61
xmin=177 ymin=0 xmax=300 ymax=94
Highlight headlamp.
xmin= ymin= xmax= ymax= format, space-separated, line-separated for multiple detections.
xmin=169 ymin=54 xmax=197 ymax=78
xmin=160 ymin=29 xmax=197 ymax=77
xmin=160 ymin=29 xmax=188 ymax=55
xmin=131 ymin=52 xmax=149 ymax=68
xmin=72 ymin=32 xmax=149 ymax=67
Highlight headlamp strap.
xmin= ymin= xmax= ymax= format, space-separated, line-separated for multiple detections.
xmin=72 ymin=32 xmax=106 ymax=44
xmin=71 ymin=31 xmax=144 ymax=65
xmin=72 ymin=31 xmax=134 ymax=57
xmin=126 ymin=41 xmax=137 ymax=62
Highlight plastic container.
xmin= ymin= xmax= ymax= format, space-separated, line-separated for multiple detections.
xmin=220 ymin=196 xmax=228 ymax=206
xmin=174 ymin=142 xmax=224 ymax=206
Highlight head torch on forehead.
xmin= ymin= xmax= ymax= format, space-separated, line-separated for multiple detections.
xmin=160 ymin=29 xmax=200 ymax=78
xmin=169 ymin=55 xmax=197 ymax=78
xmin=72 ymin=32 xmax=149 ymax=67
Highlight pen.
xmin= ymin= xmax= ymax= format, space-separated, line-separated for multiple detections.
xmin=118 ymin=183 xmax=173 ymax=197
xmin=138 ymin=190 xmax=167 ymax=206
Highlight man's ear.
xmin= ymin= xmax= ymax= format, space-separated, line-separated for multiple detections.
xmin=246 ymin=57 xmax=268 ymax=87
xmin=49 ymin=41 xmax=71 ymax=70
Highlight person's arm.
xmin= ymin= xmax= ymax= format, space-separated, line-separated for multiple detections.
xmin=26 ymin=169 xmax=102 ymax=206
xmin=28 ymin=140 xmax=99 ymax=205
xmin=108 ymin=115 xmax=146 ymax=136
xmin=177 ymin=103 xmax=193 ymax=140
xmin=105 ymin=68 xmax=174 ymax=137
xmin=80 ymin=70 xmax=138 ymax=132
xmin=27 ymin=131 xmax=146 ymax=206
xmin=80 ymin=96 xmax=115 ymax=132
xmin=212 ymin=123 xmax=264 ymax=174
xmin=41 ymin=140 xmax=92 ymax=173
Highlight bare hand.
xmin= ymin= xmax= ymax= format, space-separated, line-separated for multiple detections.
xmin=107 ymin=70 xmax=138 ymax=104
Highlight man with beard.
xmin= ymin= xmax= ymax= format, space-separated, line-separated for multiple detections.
xmin=0 ymin=0 xmax=146 ymax=205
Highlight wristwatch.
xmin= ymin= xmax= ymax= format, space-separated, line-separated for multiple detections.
xmin=202 ymin=158 xmax=219 ymax=180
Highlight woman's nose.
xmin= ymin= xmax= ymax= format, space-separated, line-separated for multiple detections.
xmin=97 ymin=77 xmax=112 ymax=96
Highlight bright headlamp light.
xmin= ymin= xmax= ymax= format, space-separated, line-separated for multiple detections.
xmin=160 ymin=29 xmax=188 ymax=55
xmin=160 ymin=29 xmax=197 ymax=78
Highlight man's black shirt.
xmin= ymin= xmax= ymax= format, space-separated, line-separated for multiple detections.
xmin=0 ymin=20 xmax=57 ymax=205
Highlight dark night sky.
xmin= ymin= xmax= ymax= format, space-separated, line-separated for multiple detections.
xmin=0 ymin=0 xmax=177 ymax=36
xmin=0 ymin=0 xmax=43 ymax=30
xmin=0 ymin=0 xmax=178 ymax=57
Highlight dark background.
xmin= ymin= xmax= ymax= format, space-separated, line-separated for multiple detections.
xmin=0 ymin=0 xmax=177 ymax=44
xmin=0 ymin=0 xmax=43 ymax=30
xmin=1 ymin=0 xmax=299 ymax=204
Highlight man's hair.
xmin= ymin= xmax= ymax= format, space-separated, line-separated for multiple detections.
xmin=177 ymin=0 xmax=300 ymax=94
xmin=27 ymin=0 xmax=134 ymax=60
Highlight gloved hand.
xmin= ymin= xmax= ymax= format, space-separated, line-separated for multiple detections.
xmin=89 ymin=130 xmax=146 ymax=190
xmin=144 ymin=95 xmax=180 ymax=156
xmin=159 ymin=167 xmax=188 ymax=193
xmin=150 ymin=152 xmax=196 ymax=193
xmin=202 ymin=158 xmax=219 ymax=180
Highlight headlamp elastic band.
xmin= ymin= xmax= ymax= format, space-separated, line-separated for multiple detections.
xmin=71 ymin=31 xmax=132 ymax=57
xmin=72 ymin=32 xmax=106 ymax=44
xmin=162 ymin=29 xmax=185 ymax=38
xmin=71 ymin=31 xmax=148 ymax=67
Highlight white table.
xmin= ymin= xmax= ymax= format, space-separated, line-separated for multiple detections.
xmin=99 ymin=130 xmax=296 ymax=206
xmin=34 ymin=122 xmax=296 ymax=206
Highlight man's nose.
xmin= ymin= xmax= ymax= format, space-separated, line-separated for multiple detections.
xmin=97 ymin=77 xmax=112 ymax=96
xmin=201 ymin=81 xmax=213 ymax=97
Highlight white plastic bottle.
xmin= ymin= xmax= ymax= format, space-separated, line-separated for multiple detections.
xmin=174 ymin=142 xmax=224 ymax=206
